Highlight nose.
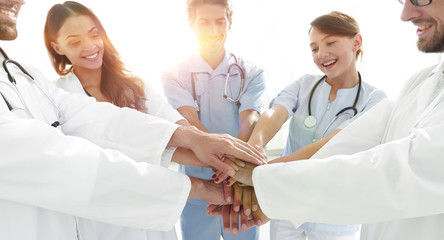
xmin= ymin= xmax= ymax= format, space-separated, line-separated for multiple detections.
xmin=400 ymin=0 xmax=420 ymax=22
xmin=11 ymin=0 xmax=25 ymax=6
xmin=83 ymin=38 xmax=98 ymax=51
xmin=317 ymin=46 xmax=328 ymax=59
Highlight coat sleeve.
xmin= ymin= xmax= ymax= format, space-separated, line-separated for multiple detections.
xmin=252 ymin=99 xmax=444 ymax=224
xmin=47 ymin=80 xmax=179 ymax=165
xmin=0 ymin=111 xmax=190 ymax=231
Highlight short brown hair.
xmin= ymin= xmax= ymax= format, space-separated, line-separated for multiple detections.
xmin=187 ymin=0 xmax=233 ymax=24
xmin=310 ymin=11 xmax=363 ymax=59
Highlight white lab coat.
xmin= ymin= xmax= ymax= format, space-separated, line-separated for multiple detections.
xmin=0 ymin=55 xmax=190 ymax=239
xmin=253 ymin=61 xmax=444 ymax=240
xmin=55 ymin=72 xmax=179 ymax=240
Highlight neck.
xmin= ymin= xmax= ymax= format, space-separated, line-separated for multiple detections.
xmin=326 ymin=69 xmax=359 ymax=89
xmin=199 ymin=47 xmax=225 ymax=70
xmin=73 ymin=67 xmax=102 ymax=89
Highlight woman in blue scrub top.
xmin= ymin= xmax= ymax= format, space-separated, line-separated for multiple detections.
xmin=162 ymin=0 xmax=265 ymax=239
xmin=245 ymin=11 xmax=387 ymax=240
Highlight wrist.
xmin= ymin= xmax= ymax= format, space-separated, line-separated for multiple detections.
xmin=188 ymin=176 xmax=204 ymax=199
xmin=169 ymin=125 xmax=203 ymax=149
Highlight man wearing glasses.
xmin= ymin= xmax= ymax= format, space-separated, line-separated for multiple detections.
xmin=226 ymin=0 xmax=444 ymax=239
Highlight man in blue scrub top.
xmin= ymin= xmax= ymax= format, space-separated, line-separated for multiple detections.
xmin=162 ymin=0 xmax=265 ymax=239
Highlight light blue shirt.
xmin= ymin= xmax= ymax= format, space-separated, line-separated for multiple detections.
xmin=162 ymin=51 xmax=266 ymax=205
xmin=271 ymin=74 xmax=386 ymax=236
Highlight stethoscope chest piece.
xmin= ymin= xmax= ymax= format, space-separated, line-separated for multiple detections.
xmin=304 ymin=115 xmax=317 ymax=128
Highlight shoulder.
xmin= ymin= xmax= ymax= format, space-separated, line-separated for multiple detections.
xmin=400 ymin=64 xmax=438 ymax=96
xmin=162 ymin=56 xmax=193 ymax=78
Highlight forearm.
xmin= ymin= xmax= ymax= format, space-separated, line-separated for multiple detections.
xmin=172 ymin=147 xmax=207 ymax=167
xmin=248 ymin=105 xmax=287 ymax=147
xmin=177 ymin=106 xmax=209 ymax=133
xmin=238 ymin=110 xmax=260 ymax=142
xmin=269 ymin=130 xmax=340 ymax=164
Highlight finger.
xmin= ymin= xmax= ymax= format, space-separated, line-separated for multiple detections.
xmin=223 ymin=185 xmax=233 ymax=203
xmin=208 ymin=156 xmax=237 ymax=177
xmin=233 ymin=183 xmax=242 ymax=213
xmin=216 ymin=172 xmax=230 ymax=184
xmin=242 ymin=187 xmax=252 ymax=217
xmin=231 ymin=205 xmax=239 ymax=236
xmin=227 ymin=138 xmax=267 ymax=165
xmin=226 ymin=157 xmax=246 ymax=167
xmin=251 ymin=188 xmax=259 ymax=212
xmin=222 ymin=205 xmax=231 ymax=233
xmin=251 ymin=205 xmax=269 ymax=226
xmin=225 ymin=177 xmax=236 ymax=187
xmin=206 ymin=204 xmax=223 ymax=216
xmin=240 ymin=208 xmax=248 ymax=232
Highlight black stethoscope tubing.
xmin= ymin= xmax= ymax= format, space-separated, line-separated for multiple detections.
xmin=305 ymin=72 xmax=362 ymax=128
xmin=0 ymin=47 xmax=61 ymax=127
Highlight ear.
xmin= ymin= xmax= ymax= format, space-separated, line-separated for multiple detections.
xmin=352 ymin=33 xmax=363 ymax=52
xmin=50 ymin=41 xmax=65 ymax=56
xmin=228 ymin=19 xmax=232 ymax=31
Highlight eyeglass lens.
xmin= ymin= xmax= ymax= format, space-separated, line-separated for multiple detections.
xmin=398 ymin=0 xmax=432 ymax=6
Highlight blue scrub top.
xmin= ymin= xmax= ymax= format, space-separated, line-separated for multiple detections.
xmin=162 ymin=51 xmax=266 ymax=205
xmin=271 ymin=74 xmax=386 ymax=236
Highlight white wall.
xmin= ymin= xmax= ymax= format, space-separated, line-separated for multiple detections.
xmin=2 ymin=0 xmax=441 ymax=151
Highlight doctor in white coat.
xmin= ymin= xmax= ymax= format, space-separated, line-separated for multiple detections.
xmin=0 ymin=0 xmax=267 ymax=239
xmin=229 ymin=0 xmax=444 ymax=239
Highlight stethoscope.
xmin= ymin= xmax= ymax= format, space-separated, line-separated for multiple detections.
xmin=304 ymin=72 xmax=362 ymax=138
xmin=191 ymin=53 xmax=245 ymax=112
xmin=0 ymin=48 xmax=61 ymax=127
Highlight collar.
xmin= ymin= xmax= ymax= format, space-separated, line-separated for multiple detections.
xmin=189 ymin=50 xmax=238 ymax=76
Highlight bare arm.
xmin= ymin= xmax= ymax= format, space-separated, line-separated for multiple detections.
xmin=269 ymin=129 xmax=340 ymax=164
xmin=177 ymin=105 xmax=209 ymax=133
xmin=237 ymin=109 xmax=260 ymax=142
xmin=247 ymin=104 xmax=288 ymax=148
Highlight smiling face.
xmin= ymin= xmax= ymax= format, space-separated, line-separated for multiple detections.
xmin=50 ymin=15 xmax=104 ymax=72
xmin=190 ymin=3 xmax=231 ymax=55
xmin=0 ymin=0 xmax=24 ymax=40
xmin=309 ymin=27 xmax=361 ymax=80
xmin=401 ymin=0 xmax=444 ymax=52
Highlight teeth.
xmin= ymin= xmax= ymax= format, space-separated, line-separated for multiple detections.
xmin=418 ymin=25 xmax=431 ymax=31
xmin=85 ymin=53 xmax=98 ymax=59
xmin=0 ymin=9 xmax=17 ymax=19
xmin=323 ymin=60 xmax=336 ymax=66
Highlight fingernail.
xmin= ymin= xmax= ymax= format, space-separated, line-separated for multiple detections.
xmin=252 ymin=205 xmax=258 ymax=211
xmin=226 ymin=196 xmax=232 ymax=203
xmin=234 ymin=206 xmax=240 ymax=212
xmin=245 ymin=209 xmax=251 ymax=216
xmin=225 ymin=180 xmax=230 ymax=186
xmin=224 ymin=228 xmax=230 ymax=233
xmin=242 ymin=224 xmax=247 ymax=230
xmin=233 ymin=228 xmax=238 ymax=235
xmin=212 ymin=174 xmax=216 ymax=179
xmin=215 ymin=178 xmax=219 ymax=182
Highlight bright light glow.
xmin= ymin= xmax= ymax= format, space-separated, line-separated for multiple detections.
xmin=2 ymin=0 xmax=442 ymax=153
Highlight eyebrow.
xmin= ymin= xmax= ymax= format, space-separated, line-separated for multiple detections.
xmin=309 ymin=35 xmax=334 ymax=46
xmin=64 ymin=26 xmax=98 ymax=40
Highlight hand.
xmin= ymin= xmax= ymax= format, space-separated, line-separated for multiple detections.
xmin=172 ymin=127 xmax=267 ymax=177
xmin=188 ymin=177 xmax=232 ymax=205
xmin=232 ymin=161 xmax=257 ymax=186
xmin=212 ymin=156 xmax=246 ymax=184
xmin=207 ymin=204 xmax=251 ymax=235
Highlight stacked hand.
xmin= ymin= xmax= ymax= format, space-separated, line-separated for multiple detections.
xmin=207 ymin=156 xmax=270 ymax=235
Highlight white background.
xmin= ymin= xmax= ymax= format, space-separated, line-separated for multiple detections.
xmin=2 ymin=1 xmax=442 ymax=239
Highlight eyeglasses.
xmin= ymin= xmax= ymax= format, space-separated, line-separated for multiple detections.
xmin=398 ymin=0 xmax=432 ymax=6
